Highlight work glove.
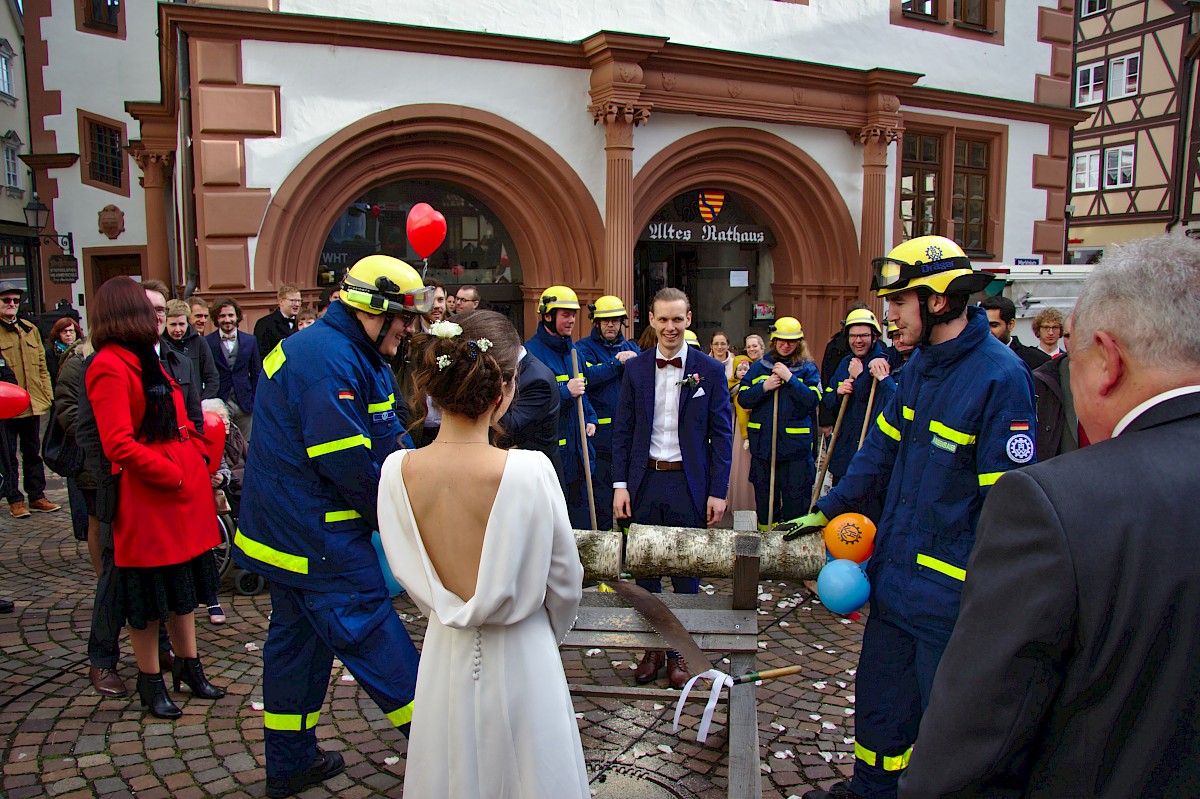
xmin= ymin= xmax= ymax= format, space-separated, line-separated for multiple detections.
xmin=777 ymin=509 xmax=829 ymax=541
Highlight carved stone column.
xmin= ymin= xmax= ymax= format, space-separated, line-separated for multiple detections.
xmin=854 ymin=91 xmax=903 ymax=304
xmin=583 ymin=32 xmax=664 ymax=319
xmin=134 ymin=150 xmax=175 ymax=289
xmin=592 ymin=101 xmax=651 ymax=317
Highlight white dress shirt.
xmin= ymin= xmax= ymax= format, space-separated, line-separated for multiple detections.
xmin=649 ymin=344 xmax=687 ymax=462
xmin=1112 ymin=385 xmax=1200 ymax=438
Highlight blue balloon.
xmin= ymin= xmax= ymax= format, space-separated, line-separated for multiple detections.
xmin=371 ymin=530 xmax=406 ymax=598
xmin=816 ymin=559 xmax=870 ymax=615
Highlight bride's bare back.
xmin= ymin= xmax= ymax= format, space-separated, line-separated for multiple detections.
xmin=400 ymin=444 xmax=509 ymax=602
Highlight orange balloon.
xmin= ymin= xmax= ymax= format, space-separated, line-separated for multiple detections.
xmin=823 ymin=513 xmax=876 ymax=563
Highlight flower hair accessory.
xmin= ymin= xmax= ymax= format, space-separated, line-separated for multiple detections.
xmin=437 ymin=355 xmax=453 ymax=371
xmin=465 ymin=338 xmax=494 ymax=362
xmin=430 ymin=320 xmax=463 ymax=339
xmin=475 ymin=338 xmax=493 ymax=352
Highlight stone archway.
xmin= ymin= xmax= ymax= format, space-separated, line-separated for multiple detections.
xmin=255 ymin=104 xmax=605 ymax=332
xmin=632 ymin=127 xmax=861 ymax=343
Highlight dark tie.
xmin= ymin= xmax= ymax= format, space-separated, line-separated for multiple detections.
xmin=656 ymin=357 xmax=682 ymax=369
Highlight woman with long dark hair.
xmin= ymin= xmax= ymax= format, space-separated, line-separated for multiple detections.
xmin=84 ymin=276 xmax=225 ymax=719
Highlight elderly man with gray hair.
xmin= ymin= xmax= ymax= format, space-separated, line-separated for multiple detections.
xmin=900 ymin=234 xmax=1200 ymax=798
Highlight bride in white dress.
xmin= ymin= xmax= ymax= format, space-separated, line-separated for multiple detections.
xmin=377 ymin=310 xmax=590 ymax=799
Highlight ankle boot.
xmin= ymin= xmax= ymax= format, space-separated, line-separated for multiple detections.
xmin=171 ymin=656 xmax=226 ymax=699
xmin=136 ymin=672 xmax=182 ymax=719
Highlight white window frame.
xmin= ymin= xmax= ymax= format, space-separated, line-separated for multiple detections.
xmin=1081 ymin=0 xmax=1107 ymax=17
xmin=0 ymin=55 xmax=11 ymax=97
xmin=1104 ymin=145 xmax=1134 ymax=189
xmin=4 ymin=147 xmax=18 ymax=189
xmin=1107 ymin=54 xmax=1140 ymax=99
xmin=1076 ymin=63 xmax=1105 ymax=106
xmin=1073 ymin=151 xmax=1100 ymax=192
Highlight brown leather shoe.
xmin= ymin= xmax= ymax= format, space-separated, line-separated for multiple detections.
xmin=633 ymin=650 xmax=666 ymax=685
xmin=9 ymin=501 xmax=29 ymax=518
xmin=89 ymin=666 xmax=128 ymax=697
xmin=667 ymin=655 xmax=693 ymax=690
xmin=28 ymin=498 xmax=61 ymax=513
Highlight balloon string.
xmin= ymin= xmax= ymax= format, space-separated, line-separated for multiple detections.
xmin=421 ymin=258 xmax=429 ymax=279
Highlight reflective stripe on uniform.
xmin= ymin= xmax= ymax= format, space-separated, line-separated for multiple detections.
xmin=234 ymin=529 xmax=309 ymax=575
xmin=902 ymin=405 xmax=915 ymax=420
xmin=263 ymin=710 xmax=321 ymax=731
xmin=367 ymin=393 xmax=395 ymax=413
xmin=854 ymin=741 xmax=912 ymax=771
xmin=929 ymin=420 xmax=976 ymax=446
xmin=597 ymin=417 xmax=612 ymax=424
xmin=556 ymin=374 xmax=569 ymax=382
xmin=916 ymin=553 xmax=966 ymax=581
xmin=386 ymin=701 xmax=415 ymax=727
xmin=263 ymin=345 xmax=287 ymax=379
xmin=306 ymin=434 xmax=371 ymax=459
xmin=809 ymin=385 xmax=822 ymax=397
xmin=558 ymin=438 xmax=567 ymax=446
xmin=978 ymin=471 xmax=1004 ymax=486
xmin=324 ymin=510 xmax=362 ymax=523
xmin=752 ymin=375 xmax=768 ymax=384
xmin=784 ymin=427 xmax=810 ymax=434
xmin=747 ymin=422 xmax=762 ymax=430
xmin=876 ymin=413 xmax=901 ymax=441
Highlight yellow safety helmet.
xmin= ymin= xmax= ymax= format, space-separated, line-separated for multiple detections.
xmin=844 ymin=308 xmax=882 ymax=336
xmin=588 ymin=295 xmax=628 ymax=320
xmin=887 ymin=320 xmax=899 ymax=335
xmin=684 ymin=329 xmax=701 ymax=348
xmin=340 ymin=255 xmax=433 ymax=316
xmin=770 ymin=316 xmax=804 ymax=341
xmin=538 ymin=285 xmax=580 ymax=315
xmin=871 ymin=236 xmax=992 ymax=297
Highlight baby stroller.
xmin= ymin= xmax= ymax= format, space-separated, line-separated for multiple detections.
xmin=211 ymin=488 xmax=267 ymax=596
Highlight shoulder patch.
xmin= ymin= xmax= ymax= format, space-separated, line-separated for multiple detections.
xmin=1006 ymin=433 xmax=1034 ymax=464
xmin=337 ymin=390 xmax=355 ymax=401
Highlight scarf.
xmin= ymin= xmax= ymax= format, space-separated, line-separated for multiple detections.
xmin=130 ymin=343 xmax=179 ymax=443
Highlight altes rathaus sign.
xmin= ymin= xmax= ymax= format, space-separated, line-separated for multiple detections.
xmin=642 ymin=222 xmax=768 ymax=244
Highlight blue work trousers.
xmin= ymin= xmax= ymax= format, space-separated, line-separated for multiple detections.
xmin=850 ymin=612 xmax=950 ymax=798
xmin=748 ymin=457 xmax=813 ymax=529
xmin=263 ymin=583 xmax=419 ymax=781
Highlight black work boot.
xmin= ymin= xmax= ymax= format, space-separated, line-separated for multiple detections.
xmin=265 ymin=748 xmax=346 ymax=799
xmin=804 ymin=781 xmax=865 ymax=799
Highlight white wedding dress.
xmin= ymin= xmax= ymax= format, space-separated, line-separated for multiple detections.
xmin=377 ymin=448 xmax=590 ymax=799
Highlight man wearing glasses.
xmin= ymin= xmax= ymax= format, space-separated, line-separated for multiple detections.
xmin=453 ymin=284 xmax=481 ymax=315
xmin=255 ymin=284 xmax=304 ymax=358
xmin=0 ymin=281 xmax=59 ymax=518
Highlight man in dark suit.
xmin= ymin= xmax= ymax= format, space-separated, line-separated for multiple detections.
xmin=254 ymin=284 xmax=302 ymax=358
xmin=901 ymin=234 xmax=1200 ymax=798
xmin=980 ymin=295 xmax=1050 ymax=372
xmin=496 ymin=348 xmax=563 ymax=483
xmin=206 ymin=297 xmax=261 ymax=441
xmin=612 ymin=287 xmax=733 ymax=689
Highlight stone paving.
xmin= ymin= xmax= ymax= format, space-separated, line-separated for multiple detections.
xmin=0 ymin=482 xmax=863 ymax=798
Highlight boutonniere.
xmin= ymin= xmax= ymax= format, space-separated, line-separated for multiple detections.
xmin=677 ymin=373 xmax=702 ymax=390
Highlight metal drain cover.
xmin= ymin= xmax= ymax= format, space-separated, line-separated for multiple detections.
xmin=587 ymin=762 xmax=699 ymax=799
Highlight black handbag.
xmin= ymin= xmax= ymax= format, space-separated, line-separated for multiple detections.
xmin=41 ymin=400 xmax=84 ymax=478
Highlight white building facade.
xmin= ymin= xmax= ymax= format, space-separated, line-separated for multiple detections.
xmin=26 ymin=0 xmax=1084 ymax=342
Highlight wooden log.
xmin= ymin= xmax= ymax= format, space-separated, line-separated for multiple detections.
xmin=573 ymin=525 xmax=825 ymax=581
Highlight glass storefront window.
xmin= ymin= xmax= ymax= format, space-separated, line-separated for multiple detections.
xmin=317 ymin=179 xmax=520 ymax=290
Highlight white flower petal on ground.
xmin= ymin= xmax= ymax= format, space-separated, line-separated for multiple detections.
xmin=843 ymin=737 xmax=855 ymax=745
xmin=585 ymin=649 xmax=603 ymax=657
xmin=814 ymin=644 xmax=824 ymax=650
xmin=761 ymin=763 xmax=773 ymax=773
xmin=809 ymin=714 xmax=822 ymax=720
xmin=758 ymin=641 xmax=769 ymax=649
xmin=575 ymin=713 xmax=584 ymax=720
xmin=779 ymin=621 xmax=790 ymax=627
xmin=244 ymin=642 xmax=258 ymax=651
xmin=611 ymin=660 xmax=624 ymax=668
xmin=340 ymin=673 xmax=355 ymax=682
xmin=251 ymin=701 xmax=264 ymax=711
xmin=841 ymin=619 xmax=853 ymax=625
xmin=758 ymin=593 xmax=773 ymax=601
xmin=813 ymin=681 xmax=826 ymax=689
xmin=657 ymin=745 xmax=673 ymax=755
xmin=819 ymin=751 xmax=833 ymax=762
xmin=848 ymin=695 xmax=856 ymax=703
xmin=822 ymin=721 xmax=836 ymax=730
xmin=384 ymin=756 xmax=400 ymax=766
xmin=836 ymin=681 xmax=847 ymax=688
xmin=770 ymin=722 xmax=787 ymax=732
xmin=845 ymin=708 xmax=855 ymax=715
xmin=653 ymin=704 xmax=665 ymax=710
xmin=847 ymin=668 xmax=857 ymax=676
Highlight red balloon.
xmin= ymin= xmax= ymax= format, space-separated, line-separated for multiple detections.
xmin=202 ymin=411 xmax=227 ymax=475
xmin=406 ymin=202 xmax=447 ymax=259
xmin=0 ymin=383 xmax=31 ymax=419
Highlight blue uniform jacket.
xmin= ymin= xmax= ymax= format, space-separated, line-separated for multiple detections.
xmin=822 ymin=341 xmax=898 ymax=478
xmin=524 ymin=323 xmax=597 ymax=485
xmin=816 ymin=307 xmax=1036 ymax=640
xmin=736 ymin=355 xmax=822 ymax=462
xmin=233 ymin=302 xmax=404 ymax=593
xmin=575 ymin=327 xmax=639 ymax=457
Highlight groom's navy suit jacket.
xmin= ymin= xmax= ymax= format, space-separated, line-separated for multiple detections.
xmin=611 ymin=347 xmax=733 ymax=521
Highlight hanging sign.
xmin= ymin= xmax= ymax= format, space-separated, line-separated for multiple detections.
xmin=48 ymin=255 xmax=79 ymax=285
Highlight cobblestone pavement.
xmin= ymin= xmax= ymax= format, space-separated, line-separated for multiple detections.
xmin=1 ymin=483 xmax=863 ymax=798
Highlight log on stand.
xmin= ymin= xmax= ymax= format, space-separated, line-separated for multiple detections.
xmin=567 ymin=509 xmax=792 ymax=799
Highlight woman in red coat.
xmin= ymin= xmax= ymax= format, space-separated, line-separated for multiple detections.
xmin=85 ymin=277 xmax=225 ymax=719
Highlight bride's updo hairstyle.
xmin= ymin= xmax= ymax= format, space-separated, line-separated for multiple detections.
xmin=408 ymin=310 xmax=521 ymax=426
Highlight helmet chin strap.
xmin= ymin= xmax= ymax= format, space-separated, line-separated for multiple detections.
xmin=916 ymin=289 xmax=969 ymax=347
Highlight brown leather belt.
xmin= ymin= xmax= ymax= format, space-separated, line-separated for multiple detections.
xmin=647 ymin=458 xmax=684 ymax=471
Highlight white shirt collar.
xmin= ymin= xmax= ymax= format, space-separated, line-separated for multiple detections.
xmin=654 ymin=344 xmax=688 ymax=370
xmin=1112 ymin=385 xmax=1200 ymax=438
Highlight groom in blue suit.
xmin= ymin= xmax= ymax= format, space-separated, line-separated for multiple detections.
xmin=612 ymin=287 xmax=733 ymax=689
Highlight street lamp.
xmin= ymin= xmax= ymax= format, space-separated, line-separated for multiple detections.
xmin=22 ymin=193 xmax=74 ymax=255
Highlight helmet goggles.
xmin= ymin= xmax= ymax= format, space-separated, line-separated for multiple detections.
xmin=343 ymin=278 xmax=435 ymax=316
xmin=870 ymin=254 xmax=973 ymax=293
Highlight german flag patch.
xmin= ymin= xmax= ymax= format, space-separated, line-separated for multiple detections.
xmin=338 ymin=390 xmax=355 ymax=401
xmin=1009 ymin=420 xmax=1030 ymax=432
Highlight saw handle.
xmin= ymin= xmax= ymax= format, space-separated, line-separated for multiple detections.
xmin=731 ymin=664 xmax=804 ymax=685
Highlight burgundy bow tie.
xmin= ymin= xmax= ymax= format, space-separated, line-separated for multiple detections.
xmin=656 ymin=357 xmax=682 ymax=369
